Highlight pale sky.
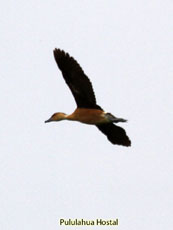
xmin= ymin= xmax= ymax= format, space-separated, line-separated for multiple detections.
xmin=0 ymin=1 xmax=173 ymax=230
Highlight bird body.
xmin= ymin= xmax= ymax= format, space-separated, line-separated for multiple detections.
xmin=67 ymin=108 xmax=107 ymax=125
xmin=45 ymin=109 xmax=127 ymax=125
xmin=46 ymin=109 xmax=110 ymax=125
xmin=45 ymin=49 xmax=131 ymax=147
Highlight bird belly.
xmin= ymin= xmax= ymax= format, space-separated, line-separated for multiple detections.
xmin=67 ymin=109 xmax=108 ymax=125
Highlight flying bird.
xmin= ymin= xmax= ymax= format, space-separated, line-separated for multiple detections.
xmin=45 ymin=49 xmax=131 ymax=147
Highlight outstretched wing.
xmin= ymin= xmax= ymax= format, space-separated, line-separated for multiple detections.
xmin=96 ymin=123 xmax=131 ymax=146
xmin=53 ymin=49 xmax=101 ymax=109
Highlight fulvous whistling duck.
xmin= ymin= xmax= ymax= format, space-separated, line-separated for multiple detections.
xmin=45 ymin=49 xmax=131 ymax=147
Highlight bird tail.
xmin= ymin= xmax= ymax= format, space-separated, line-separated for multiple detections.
xmin=105 ymin=113 xmax=127 ymax=123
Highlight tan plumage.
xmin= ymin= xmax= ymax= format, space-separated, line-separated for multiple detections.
xmin=45 ymin=49 xmax=131 ymax=147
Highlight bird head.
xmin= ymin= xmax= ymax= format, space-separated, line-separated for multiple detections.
xmin=45 ymin=112 xmax=67 ymax=123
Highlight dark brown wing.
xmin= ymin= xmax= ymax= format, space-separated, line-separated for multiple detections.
xmin=53 ymin=49 xmax=101 ymax=109
xmin=96 ymin=123 xmax=131 ymax=146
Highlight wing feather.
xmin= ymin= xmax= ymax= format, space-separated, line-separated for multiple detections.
xmin=96 ymin=123 xmax=131 ymax=146
xmin=53 ymin=49 xmax=101 ymax=109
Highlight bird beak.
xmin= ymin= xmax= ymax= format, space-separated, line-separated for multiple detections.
xmin=45 ymin=118 xmax=52 ymax=123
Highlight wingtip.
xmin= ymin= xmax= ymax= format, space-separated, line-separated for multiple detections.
xmin=120 ymin=136 xmax=131 ymax=147
xmin=53 ymin=48 xmax=68 ymax=59
xmin=126 ymin=140 xmax=131 ymax=147
xmin=53 ymin=48 xmax=60 ymax=54
xmin=112 ymin=138 xmax=131 ymax=147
